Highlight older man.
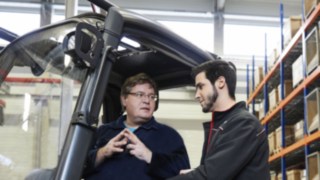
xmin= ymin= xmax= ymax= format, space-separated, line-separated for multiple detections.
xmin=84 ymin=73 xmax=190 ymax=180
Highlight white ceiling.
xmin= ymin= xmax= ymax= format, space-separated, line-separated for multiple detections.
xmin=0 ymin=0 xmax=304 ymax=26
xmin=83 ymin=0 xmax=303 ymax=27
xmin=100 ymin=0 xmax=302 ymax=18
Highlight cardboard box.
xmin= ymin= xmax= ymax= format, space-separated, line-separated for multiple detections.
xmin=292 ymin=55 xmax=304 ymax=88
xmin=301 ymin=169 xmax=307 ymax=180
xmin=277 ymin=172 xmax=284 ymax=180
xmin=253 ymin=110 xmax=259 ymax=120
xmin=305 ymin=0 xmax=320 ymax=18
xmin=259 ymin=100 xmax=266 ymax=121
xmin=268 ymin=131 xmax=276 ymax=154
xmin=294 ymin=120 xmax=305 ymax=142
xmin=276 ymin=169 xmax=303 ymax=180
xmin=305 ymin=26 xmax=319 ymax=74
xmin=276 ymin=126 xmax=294 ymax=149
xmin=307 ymin=151 xmax=320 ymax=180
xmin=270 ymin=171 xmax=277 ymax=180
xmin=283 ymin=16 xmax=302 ymax=48
xmin=270 ymin=48 xmax=280 ymax=65
xmin=254 ymin=66 xmax=264 ymax=88
xmin=306 ymin=88 xmax=320 ymax=134
xmin=248 ymin=76 xmax=253 ymax=97
xmin=248 ymin=66 xmax=264 ymax=96
xmin=287 ymin=169 xmax=302 ymax=180
xmin=269 ymin=88 xmax=279 ymax=110
xmin=278 ymin=80 xmax=293 ymax=101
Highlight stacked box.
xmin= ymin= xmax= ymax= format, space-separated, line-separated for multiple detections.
xmin=301 ymin=169 xmax=307 ymax=180
xmin=248 ymin=76 xmax=254 ymax=97
xmin=292 ymin=55 xmax=304 ymax=88
xmin=269 ymin=88 xmax=279 ymax=110
xmin=268 ymin=131 xmax=276 ymax=155
xmin=277 ymin=172 xmax=284 ymax=180
xmin=255 ymin=66 xmax=264 ymax=88
xmin=270 ymin=171 xmax=277 ymax=180
xmin=248 ymin=66 xmax=264 ymax=96
xmin=305 ymin=26 xmax=320 ymax=74
xmin=283 ymin=16 xmax=302 ymax=48
xmin=294 ymin=120 xmax=305 ymax=142
xmin=287 ymin=169 xmax=302 ymax=180
xmin=253 ymin=110 xmax=259 ymax=120
xmin=276 ymin=126 xmax=294 ymax=149
xmin=306 ymin=88 xmax=320 ymax=134
xmin=307 ymin=152 xmax=320 ymax=180
xmin=259 ymin=100 xmax=266 ymax=121
xmin=305 ymin=0 xmax=320 ymax=18
xmin=277 ymin=169 xmax=303 ymax=180
xmin=278 ymin=80 xmax=293 ymax=100
xmin=270 ymin=48 xmax=280 ymax=65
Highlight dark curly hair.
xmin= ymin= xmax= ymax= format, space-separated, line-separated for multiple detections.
xmin=192 ymin=59 xmax=237 ymax=100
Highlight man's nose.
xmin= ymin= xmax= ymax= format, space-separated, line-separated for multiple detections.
xmin=142 ymin=95 xmax=151 ymax=103
xmin=195 ymin=90 xmax=200 ymax=101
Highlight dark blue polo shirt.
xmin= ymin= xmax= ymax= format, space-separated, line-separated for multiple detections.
xmin=84 ymin=115 xmax=190 ymax=180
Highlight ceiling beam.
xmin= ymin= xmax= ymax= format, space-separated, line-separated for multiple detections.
xmin=217 ymin=0 xmax=226 ymax=11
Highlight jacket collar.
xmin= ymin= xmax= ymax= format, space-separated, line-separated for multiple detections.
xmin=203 ymin=101 xmax=246 ymax=128
xmin=214 ymin=101 xmax=245 ymax=123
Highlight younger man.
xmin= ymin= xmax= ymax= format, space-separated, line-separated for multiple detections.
xmin=169 ymin=60 xmax=270 ymax=180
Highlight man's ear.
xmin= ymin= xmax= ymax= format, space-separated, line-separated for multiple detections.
xmin=217 ymin=76 xmax=226 ymax=89
xmin=120 ymin=95 xmax=126 ymax=108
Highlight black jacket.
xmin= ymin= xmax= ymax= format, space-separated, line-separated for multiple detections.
xmin=169 ymin=102 xmax=270 ymax=180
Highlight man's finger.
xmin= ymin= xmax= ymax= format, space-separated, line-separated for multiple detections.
xmin=126 ymin=143 xmax=135 ymax=150
xmin=180 ymin=169 xmax=193 ymax=174
xmin=112 ymin=130 xmax=127 ymax=141
xmin=114 ymin=139 xmax=127 ymax=147
xmin=124 ymin=130 xmax=139 ymax=144
xmin=112 ymin=147 xmax=125 ymax=153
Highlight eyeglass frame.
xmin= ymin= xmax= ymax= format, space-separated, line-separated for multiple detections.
xmin=127 ymin=92 xmax=158 ymax=101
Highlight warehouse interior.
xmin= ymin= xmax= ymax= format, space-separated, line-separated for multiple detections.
xmin=0 ymin=0 xmax=319 ymax=180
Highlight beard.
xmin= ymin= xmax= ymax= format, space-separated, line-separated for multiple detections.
xmin=202 ymin=86 xmax=218 ymax=113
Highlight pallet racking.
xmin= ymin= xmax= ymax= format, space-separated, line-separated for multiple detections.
xmin=247 ymin=2 xmax=320 ymax=180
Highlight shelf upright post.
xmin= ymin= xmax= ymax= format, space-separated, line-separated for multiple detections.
xmin=246 ymin=63 xmax=250 ymax=108
xmin=303 ymin=37 xmax=310 ymax=180
xmin=301 ymin=0 xmax=310 ymax=172
xmin=252 ymin=56 xmax=255 ymax=113
xmin=263 ymin=50 xmax=269 ymax=126
xmin=280 ymin=3 xmax=284 ymax=53
xmin=264 ymin=33 xmax=269 ymax=133
xmin=279 ymin=2 xmax=287 ymax=180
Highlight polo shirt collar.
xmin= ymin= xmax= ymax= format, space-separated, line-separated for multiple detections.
xmin=112 ymin=115 xmax=159 ymax=130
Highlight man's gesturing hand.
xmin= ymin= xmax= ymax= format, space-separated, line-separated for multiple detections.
xmin=124 ymin=129 xmax=153 ymax=164
xmin=95 ymin=129 xmax=128 ymax=166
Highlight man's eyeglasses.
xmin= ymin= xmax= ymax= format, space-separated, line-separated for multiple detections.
xmin=127 ymin=92 xmax=158 ymax=101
